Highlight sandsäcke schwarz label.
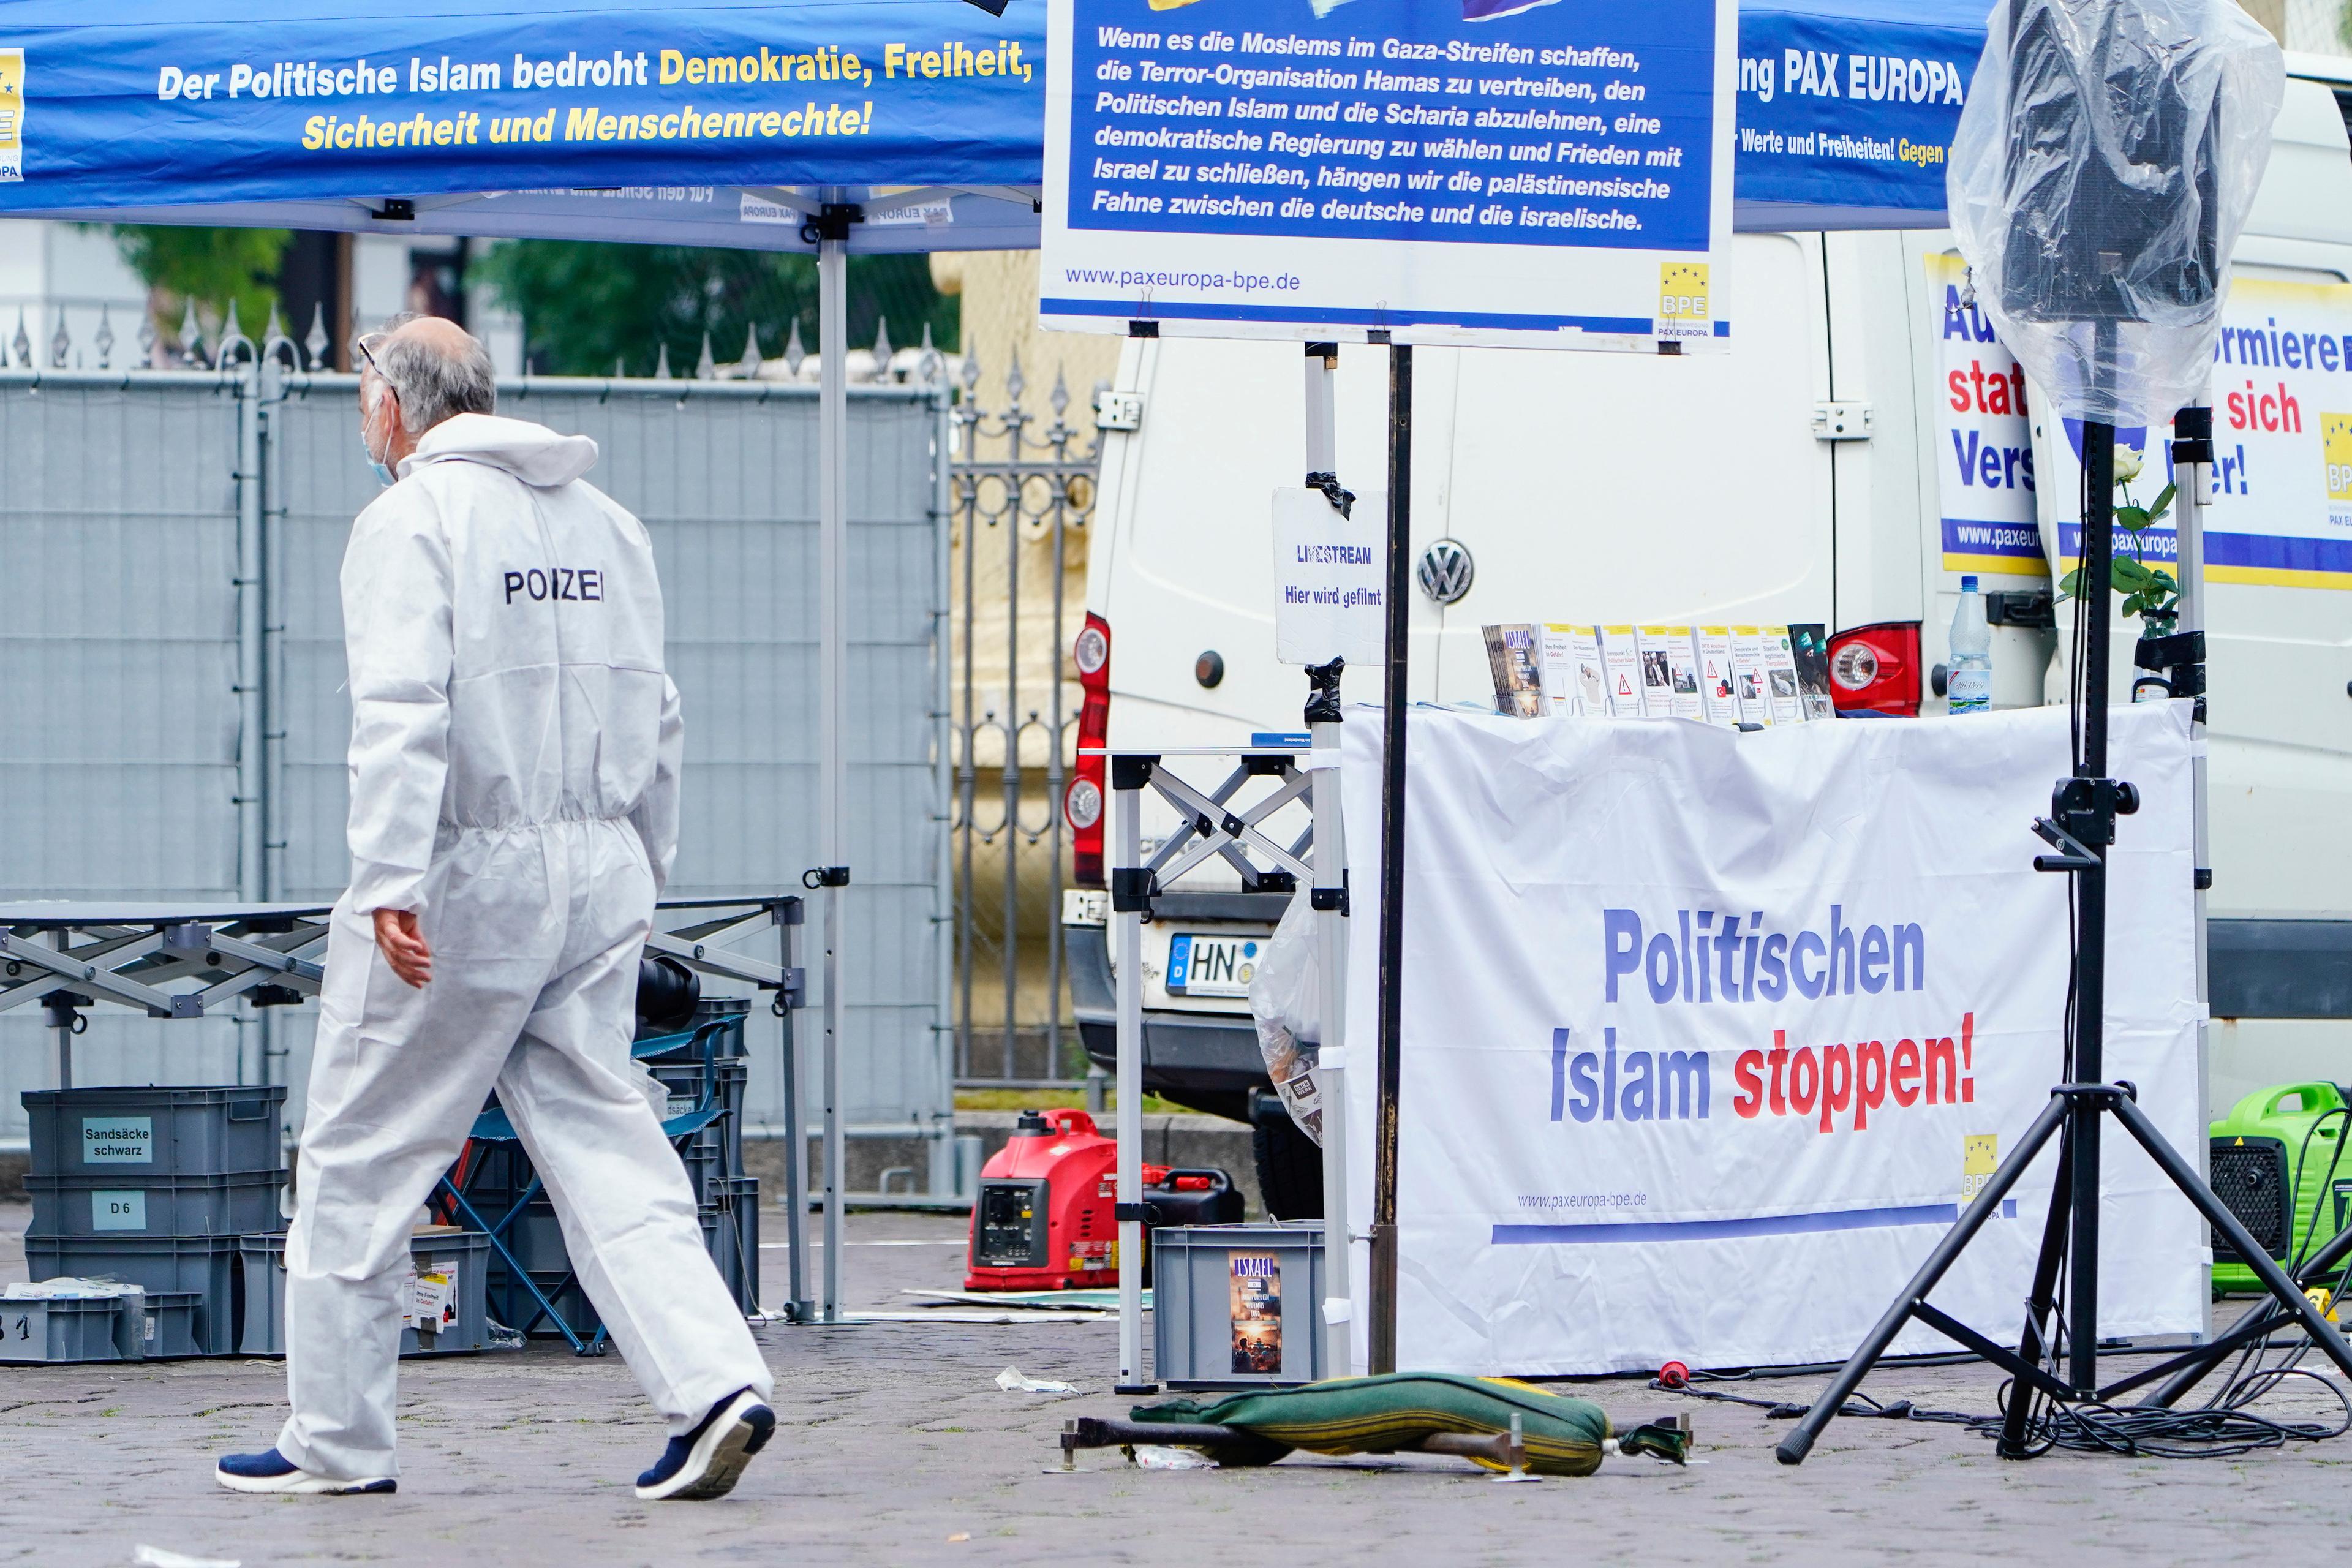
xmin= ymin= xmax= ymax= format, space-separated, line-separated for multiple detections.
xmin=81 ymin=1116 xmax=154 ymax=1163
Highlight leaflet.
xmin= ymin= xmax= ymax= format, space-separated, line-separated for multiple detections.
xmin=1730 ymin=625 xmax=1776 ymax=727
xmin=1599 ymin=625 xmax=1646 ymax=716
xmin=1762 ymin=625 xmax=1806 ymax=724
xmin=1695 ymin=625 xmax=1741 ymax=728
xmin=1639 ymin=625 xmax=1704 ymax=722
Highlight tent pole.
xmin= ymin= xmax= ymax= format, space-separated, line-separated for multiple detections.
xmin=1112 ymin=762 xmax=1153 ymax=1392
xmin=818 ymin=212 xmax=850 ymax=1324
xmin=1302 ymin=341 xmax=1354 ymax=1380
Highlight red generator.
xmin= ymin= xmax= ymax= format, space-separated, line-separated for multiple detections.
xmin=964 ymin=1108 xmax=1240 ymax=1291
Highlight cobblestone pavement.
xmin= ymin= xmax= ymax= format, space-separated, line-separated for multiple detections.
xmin=5 ymin=1200 xmax=2348 ymax=1567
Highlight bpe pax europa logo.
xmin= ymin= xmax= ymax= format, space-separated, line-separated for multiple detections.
xmin=0 ymin=49 xmax=23 ymax=183
xmin=2323 ymin=412 xmax=2352 ymax=508
xmin=1657 ymin=262 xmax=1709 ymax=342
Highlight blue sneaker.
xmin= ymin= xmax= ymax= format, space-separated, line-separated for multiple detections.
xmin=216 ymin=1448 xmax=396 ymax=1495
xmin=635 ymin=1388 xmax=775 ymax=1501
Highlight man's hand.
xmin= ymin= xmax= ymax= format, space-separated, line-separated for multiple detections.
xmin=372 ymin=908 xmax=433 ymax=987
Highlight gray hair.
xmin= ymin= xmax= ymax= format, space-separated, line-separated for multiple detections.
xmin=369 ymin=312 xmax=496 ymax=432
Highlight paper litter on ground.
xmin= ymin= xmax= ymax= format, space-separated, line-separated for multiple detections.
xmin=996 ymin=1366 xmax=1078 ymax=1393
xmin=134 ymin=1548 xmax=241 ymax=1568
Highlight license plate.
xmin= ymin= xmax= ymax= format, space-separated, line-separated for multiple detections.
xmin=1166 ymin=933 xmax=1262 ymax=998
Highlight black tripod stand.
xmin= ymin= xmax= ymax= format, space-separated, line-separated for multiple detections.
xmin=1776 ymin=415 xmax=2352 ymax=1465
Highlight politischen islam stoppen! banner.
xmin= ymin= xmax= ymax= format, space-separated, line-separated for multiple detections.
xmin=1038 ymin=0 xmax=1737 ymax=347
xmin=1338 ymin=703 xmax=2203 ymax=1376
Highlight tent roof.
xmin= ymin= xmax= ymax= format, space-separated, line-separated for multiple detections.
xmin=0 ymin=1 xmax=1992 ymax=245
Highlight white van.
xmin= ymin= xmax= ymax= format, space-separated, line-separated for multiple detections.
xmin=1064 ymin=59 xmax=2352 ymax=1217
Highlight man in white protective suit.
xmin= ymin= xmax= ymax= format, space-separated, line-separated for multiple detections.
xmin=217 ymin=315 xmax=775 ymax=1501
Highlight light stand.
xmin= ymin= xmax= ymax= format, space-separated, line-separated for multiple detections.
xmin=1777 ymin=383 xmax=2352 ymax=1468
xmin=1777 ymin=0 xmax=2335 ymax=1463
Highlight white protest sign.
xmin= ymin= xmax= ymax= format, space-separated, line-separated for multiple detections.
xmin=1040 ymin=0 xmax=1736 ymax=347
xmin=1339 ymin=704 xmax=2202 ymax=1375
xmin=1929 ymin=252 xmax=2046 ymax=578
xmin=2037 ymin=274 xmax=2352 ymax=590
xmin=1272 ymin=486 xmax=1386 ymax=666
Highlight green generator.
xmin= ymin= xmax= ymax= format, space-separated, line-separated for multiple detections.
xmin=2209 ymin=1082 xmax=2352 ymax=1295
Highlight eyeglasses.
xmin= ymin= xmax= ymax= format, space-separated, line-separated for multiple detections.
xmin=354 ymin=333 xmax=386 ymax=377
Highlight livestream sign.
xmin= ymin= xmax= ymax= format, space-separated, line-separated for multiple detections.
xmin=1338 ymin=704 xmax=2203 ymax=1376
xmin=1038 ymin=0 xmax=1735 ymax=347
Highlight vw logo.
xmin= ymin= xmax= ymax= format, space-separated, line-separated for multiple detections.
xmin=1416 ymin=538 xmax=1475 ymax=605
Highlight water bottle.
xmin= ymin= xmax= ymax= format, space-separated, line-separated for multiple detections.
xmin=1948 ymin=575 xmax=1992 ymax=715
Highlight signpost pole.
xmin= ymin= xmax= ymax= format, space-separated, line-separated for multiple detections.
xmin=1368 ymin=339 xmax=1412 ymax=1374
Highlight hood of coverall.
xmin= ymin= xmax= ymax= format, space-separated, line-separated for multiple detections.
xmin=398 ymin=412 xmax=600 ymax=486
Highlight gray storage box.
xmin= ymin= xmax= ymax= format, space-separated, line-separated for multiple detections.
xmin=699 ymin=1177 xmax=760 ymax=1316
xmin=25 ymin=1170 xmax=284 ymax=1239
xmin=24 ymin=1234 xmax=244 ymax=1356
xmin=23 ymin=1086 xmax=284 ymax=1178
xmin=0 ymin=1295 xmax=130 ymax=1363
xmin=241 ymin=1231 xmax=494 ymax=1357
xmin=140 ymin=1290 xmax=204 ymax=1359
xmin=1152 ymin=1223 xmax=1327 ymax=1390
xmin=402 ymin=1230 xmax=494 ymax=1355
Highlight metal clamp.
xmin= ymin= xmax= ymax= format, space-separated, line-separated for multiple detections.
xmin=802 ymin=866 xmax=851 ymax=889
xmin=1110 ymin=867 xmax=1158 ymax=914
xmin=799 ymin=202 xmax=862 ymax=245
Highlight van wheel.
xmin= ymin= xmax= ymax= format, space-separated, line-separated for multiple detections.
xmin=1251 ymin=1106 xmax=1325 ymax=1220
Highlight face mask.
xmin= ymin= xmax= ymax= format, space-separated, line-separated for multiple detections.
xmin=361 ymin=389 xmax=396 ymax=488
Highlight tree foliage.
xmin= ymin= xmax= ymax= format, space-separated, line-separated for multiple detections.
xmin=108 ymin=225 xmax=292 ymax=340
xmin=471 ymin=240 xmax=957 ymax=376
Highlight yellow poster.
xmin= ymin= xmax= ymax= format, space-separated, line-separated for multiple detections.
xmin=2323 ymin=412 xmax=2352 ymax=505
xmin=1657 ymin=262 xmax=1710 ymax=344
xmin=0 ymin=50 xmax=23 ymax=184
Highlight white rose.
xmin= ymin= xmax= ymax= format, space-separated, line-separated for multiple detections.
xmin=2112 ymin=447 xmax=2144 ymax=484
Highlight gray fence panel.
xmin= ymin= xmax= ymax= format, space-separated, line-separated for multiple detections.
xmin=5 ymin=369 xmax=948 ymax=1150
xmin=263 ymin=377 xmax=948 ymax=1136
xmin=0 ymin=372 xmax=249 ymax=1140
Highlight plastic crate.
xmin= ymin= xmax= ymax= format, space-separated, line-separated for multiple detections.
xmin=26 ymin=1169 xmax=284 ymax=1240
xmin=1151 ymin=1223 xmax=1326 ymax=1390
xmin=682 ymin=1136 xmax=727 ymax=1207
xmin=241 ymin=1231 xmax=496 ymax=1357
xmin=23 ymin=1234 xmax=243 ymax=1356
xmin=725 ymin=1175 xmax=760 ymax=1315
xmin=0 ymin=1296 xmax=129 ymax=1363
xmin=140 ymin=1291 xmax=203 ymax=1359
xmin=23 ymin=1085 xmax=284 ymax=1179
xmin=654 ymin=1060 xmax=747 ymax=1177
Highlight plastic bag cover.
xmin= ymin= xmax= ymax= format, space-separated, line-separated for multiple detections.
xmin=1247 ymin=890 xmax=1324 ymax=1147
xmin=1947 ymin=0 xmax=2283 ymax=426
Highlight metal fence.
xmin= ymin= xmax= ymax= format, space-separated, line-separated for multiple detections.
xmin=949 ymin=352 xmax=1101 ymax=1089
xmin=0 ymin=309 xmax=953 ymax=1166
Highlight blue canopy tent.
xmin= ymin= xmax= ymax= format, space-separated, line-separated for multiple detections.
xmin=0 ymin=0 xmax=1991 ymax=1332
xmin=0 ymin=1 xmax=1990 ymax=241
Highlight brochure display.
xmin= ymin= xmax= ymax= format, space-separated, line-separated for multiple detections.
xmin=1334 ymin=703 xmax=2202 ymax=1376
xmin=1040 ymin=0 xmax=1736 ymax=345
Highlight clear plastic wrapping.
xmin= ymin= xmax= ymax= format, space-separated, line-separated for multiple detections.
xmin=1247 ymin=890 xmax=1324 ymax=1147
xmin=1947 ymin=0 xmax=2283 ymax=426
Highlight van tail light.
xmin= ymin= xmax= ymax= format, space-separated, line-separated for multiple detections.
xmin=1828 ymin=622 xmax=1922 ymax=717
xmin=1068 ymin=611 xmax=1112 ymax=886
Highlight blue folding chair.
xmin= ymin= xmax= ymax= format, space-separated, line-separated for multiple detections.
xmin=436 ymin=1019 xmax=735 ymax=1355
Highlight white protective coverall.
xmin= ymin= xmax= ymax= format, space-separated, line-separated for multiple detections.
xmin=278 ymin=413 xmax=771 ymax=1480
